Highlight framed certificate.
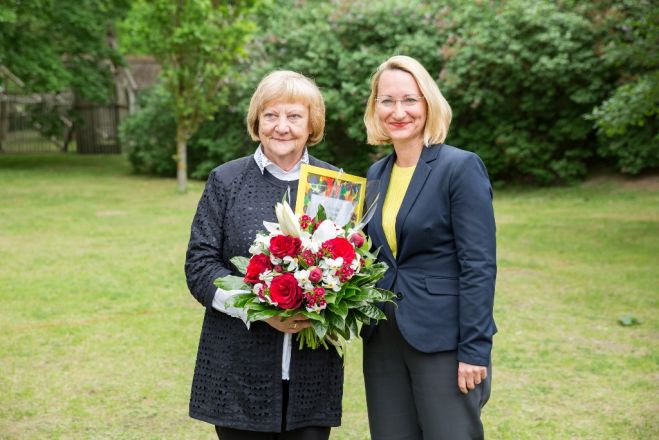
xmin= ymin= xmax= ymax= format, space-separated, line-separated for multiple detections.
xmin=295 ymin=164 xmax=367 ymax=228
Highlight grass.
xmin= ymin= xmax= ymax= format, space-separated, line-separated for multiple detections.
xmin=1 ymin=154 xmax=657 ymax=439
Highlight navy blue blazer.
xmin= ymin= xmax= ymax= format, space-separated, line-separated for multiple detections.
xmin=361 ymin=144 xmax=497 ymax=366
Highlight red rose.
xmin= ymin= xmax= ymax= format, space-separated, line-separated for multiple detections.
xmin=269 ymin=273 xmax=303 ymax=309
xmin=269 ymin=235 xmax=302 ymax=259
xmin=323 ymin=237 xmax=356 ymax=265
xmin=243 ymin=254 xmax=273 ymax=284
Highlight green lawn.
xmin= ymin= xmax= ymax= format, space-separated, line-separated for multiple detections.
xmin=1 ymin=154 xmax=657 ymax=439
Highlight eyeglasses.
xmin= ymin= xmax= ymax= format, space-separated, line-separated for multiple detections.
xmin=375 ymin=95 xmax=425 ymax=108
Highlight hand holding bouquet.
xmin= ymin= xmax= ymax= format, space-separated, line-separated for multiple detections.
xmin=215 ymin=200 xmax=394 ymax=354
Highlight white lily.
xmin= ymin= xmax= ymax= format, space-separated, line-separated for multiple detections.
xmin=275 ymin=201 xmax=301 ymax=237
xmin=302 ymin=219 xmax=341 ymax=253
xmin=263 ymin=221 xmax=281 ymax=235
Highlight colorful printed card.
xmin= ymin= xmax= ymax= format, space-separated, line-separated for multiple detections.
xmin=295 ymin=164 xmax=367 ymax=228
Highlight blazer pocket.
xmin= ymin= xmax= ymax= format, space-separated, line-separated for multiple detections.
xmin=425 ymin=276 xmax=459 ymax=295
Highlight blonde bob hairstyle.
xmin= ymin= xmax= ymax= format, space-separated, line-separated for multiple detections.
xmin=246 ymin=70 xmax=325 ymax=146
xmin=364 ymin=55 xmax=452 ymax=146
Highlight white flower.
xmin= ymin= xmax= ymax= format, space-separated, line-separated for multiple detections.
xmin=306 ymin=303 xmax=327 ymax=313
xmin=294 ymin=270 xmax=313 ymax=290
xmin=302 ymin=220 xmax=343 ymax=253
xmin=283 ymin=256 xmax=298 ymax=271
xmin=299 ymin=231 xmax=314 ymax=253
xmin=258 ymin=270 xmax=275 ymax=284
xmin=350 ymin=256 xmax=361 ymax=271
xmin=275 ymin=201 xmax=301 ymax=237
xmin=255 ymin=233 xmax=272 ymax=249
xmin=252 ymin=283 xmax=268 ymax=303
xmin=314 ymin=220 xmax=340 ymax=242
xmin=320 ymin=256 xmax=344 ymax=271
xmin=262 ymin=221 xmax=281 ymax=235
xmin=322 ymin=273 xmax=341 ymax=292
xmin=294 ymin=269 xmax=310 ymax=284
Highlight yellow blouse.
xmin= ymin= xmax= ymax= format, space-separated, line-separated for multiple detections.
xmin=381 ymin=164 xmax=416 ymax=257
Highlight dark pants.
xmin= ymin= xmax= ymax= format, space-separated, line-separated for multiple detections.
xmin=216 ymin=381 xmax=331 ymax=440
xmin=363 ymin=303 xmax=491 ymax=440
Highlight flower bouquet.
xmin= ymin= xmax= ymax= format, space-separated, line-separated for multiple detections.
xmin=214 ymin=200 xmax=394 ymax=354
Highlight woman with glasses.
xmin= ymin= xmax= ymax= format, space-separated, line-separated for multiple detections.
xmin=185 ymin=70 xmax=342 ymax=440
xmin=360 ymin=55 xmax=497 ymax=439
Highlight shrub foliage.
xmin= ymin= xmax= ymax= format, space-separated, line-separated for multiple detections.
xmin=119 ymin=0 xmax=658 ymax=183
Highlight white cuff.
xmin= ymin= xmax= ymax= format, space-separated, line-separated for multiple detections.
xmin=212 ymin=287 xmax=250 ymax=329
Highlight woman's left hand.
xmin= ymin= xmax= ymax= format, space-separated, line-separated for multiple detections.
xmin=264 ymin=314 xmax=312 ymax=334
xmin=457 ymin=362 xmax=487 ymax=394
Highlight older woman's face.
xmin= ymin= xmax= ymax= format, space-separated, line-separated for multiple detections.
xmin=258 ymin=100 xmax=311 ymax=171
xmin=376 ymin=69 xmax=426 ymax=148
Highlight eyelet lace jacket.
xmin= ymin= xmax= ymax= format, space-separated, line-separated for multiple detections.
xmin=185 ymin=155 xmax=343 ymax=432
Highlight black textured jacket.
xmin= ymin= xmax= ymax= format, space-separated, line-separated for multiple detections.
xmin=185 ymin=155 xmax=343 ymax=432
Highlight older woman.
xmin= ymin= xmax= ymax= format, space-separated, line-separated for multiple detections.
xmin=185 ymin=71 xmax=342 ymax=440
xmin=360 ymin=55 xmax=497 ymax=439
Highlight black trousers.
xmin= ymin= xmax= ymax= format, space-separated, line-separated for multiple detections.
xmin=363 ymin=302 xmax=491 ymax=440
xmin=216 ymin=381 xmax=331 ymax=440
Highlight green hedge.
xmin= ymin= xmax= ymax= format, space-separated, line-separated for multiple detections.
xmin=119 ymin=0 xmax=658 ymax=183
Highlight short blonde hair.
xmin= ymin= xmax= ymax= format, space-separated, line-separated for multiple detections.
xmin=364 ymin=55 xmax=452 ymax=146
xmin=246 ymin=70 xmax=325 ymax=145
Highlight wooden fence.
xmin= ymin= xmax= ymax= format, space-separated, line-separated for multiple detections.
xmin=0 ymin=92 xmax=126 ymax=154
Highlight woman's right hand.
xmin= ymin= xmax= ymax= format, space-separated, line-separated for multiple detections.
xmin=265 ymin=314 xmax=312 ymax=333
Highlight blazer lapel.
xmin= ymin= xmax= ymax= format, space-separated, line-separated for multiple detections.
xmin=371 ymin=155 xmax=396 ymax=265
xmin=394 ymin=145 xmax=441 ymax=258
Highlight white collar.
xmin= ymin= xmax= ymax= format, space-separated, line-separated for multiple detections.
xmin=253 ymin=145 xmax=309 ymax=181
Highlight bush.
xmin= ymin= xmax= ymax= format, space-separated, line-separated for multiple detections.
xmin=119 ymin=85 xmax=176 ymax=176
xmin=441 ymin=0 xmax=614 ymax=183
xmin=590 ymin=0 xmax=659 ymax=174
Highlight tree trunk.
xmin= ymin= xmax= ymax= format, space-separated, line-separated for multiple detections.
xmin=176 ymin=125 xmax=188 ymax=193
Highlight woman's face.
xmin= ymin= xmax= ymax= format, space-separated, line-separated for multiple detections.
xmin=258 ymin=100 xmax=311 ymax=171
xmin=376 ymin=69 xmax=427 ymax=148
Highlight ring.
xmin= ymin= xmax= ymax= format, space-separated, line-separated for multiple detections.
xmin=292 ymin=323 xmax=298 ymax=330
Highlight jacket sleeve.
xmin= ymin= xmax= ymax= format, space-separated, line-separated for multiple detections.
xmin=184 ymin=170 xmax=234 ymax=308
xmin=449 ymin=153 xmax=497 ymax=366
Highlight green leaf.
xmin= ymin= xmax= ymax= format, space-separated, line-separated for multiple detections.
xmin=311 ymin=319 xmax=329 ymax=339
xmin=230 ymin=256 xmax=250 ymax=274
xmin=326 ymin=311 xmax=346 ymax=331
xmin=617 ymin=314 xmax=641 ymax=327
xmin=248 ymin=309 xmax=282 ymax=321
xmin=346 ymin=314 xmax=359 ymax=337
xmin=328 ymin=301 xmax=348 ymax=320
xmin=356 ymin=304 xmax=386 ymax=320
xmin=301 ymin=310 xmax=325 ymax=321
xmin=335 ymin=324 xmax=351 ymax=340
xmin=225 ymin=293 xmax=254 ymax=309
xmin=316 ymin=204 xmax=327 ymax=222
xmin=214 ymin=275 xmax=248 ymax=291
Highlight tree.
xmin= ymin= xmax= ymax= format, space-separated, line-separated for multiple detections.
xmin=0 ymin=0 xmax=129 ymax=101
xmin=120 ymin=0 xmax=261 ymax=192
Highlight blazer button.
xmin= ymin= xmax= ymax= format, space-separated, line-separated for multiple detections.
xmin=396 ymin=292 xmax=404 ymax=300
